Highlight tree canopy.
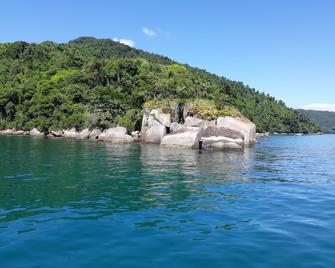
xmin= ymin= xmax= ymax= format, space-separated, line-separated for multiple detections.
xmin=298 ymin=109 xmax=335 ymax=133
xmin=0 ymin=37 xmax=321 ymax=133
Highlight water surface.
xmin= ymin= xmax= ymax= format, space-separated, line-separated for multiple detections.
xmin=1 ymin=135 xmax=335 ymax=267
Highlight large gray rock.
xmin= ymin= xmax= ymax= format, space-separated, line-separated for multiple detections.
xmin=0 ymin=129 xmax=14 ymax=135
xmin=201 ymin=126 xmax=244 ymax=140
xmin=63 ymin=128 xmax=79 ymax=138
xmin=144 ymin=120 xmax=167 ymax=144
xmin=30 ymin=128 xmax=44 ymax=137
xmin=170 ymin=122 xmax=183 ymax=132
xmin=161 ymin=127 xmax=204 ymax=149
xmin=14 ymin=130 xmax=24 ymax=135
xmin=98 ymin=127 xmax=133 ymax=143
xmin=88 ymin=129 xmax=101 ymax=139
xmin=217 ymin=116 xmax=256 ymax=145
xmin=200 ymin=126 xmax=244 ymax=150
xmin=183 ymin=116 xmax=215 ymax=128
xmin=150 ymin=109 xmax=171 ymax=127
xmin=77 ymin=129 xmax=90 ymax=139
xmin=51 ymin=130 xmax=63 ymax=137
xmin=141 ymin=109 xmax=170 ymax=143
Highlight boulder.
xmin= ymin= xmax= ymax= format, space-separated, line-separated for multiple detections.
xmin=161 ymin=127 xmax=204 ymax=149
xmin=14 ymin=130 xmax=24 ymax=135
xmin=150 ymin=109 xmax=171 ymax=127
xmin=170 ymin=122 xmax=183 ymax=132
xmin=217 ymin=116 xmax=256 ymax=145
xmin=30 ymin=128 xmax=44 ymax=137
xmin=63 ymin=128 xmax=80 ymax=138
xmin=183 ymin=116 xmax=214 ymax=128
xmin=98 ymin=127 xmax=133 ymax=143
xmin=51 ymin=130 xmax=63 ymax=137
xmin=77 ymin=129 xmax=90 ymax=139
xmin=88 ymin=129 xmax=101 ymax=139
xmin=199 ymin=126 xmax=244 ymax=150
xmin=141 ymin=109 xmax=170 ymax=143
xmin=0 ymin=129 xmax=14 ymax=135
xmin=144 ymin=120 xmax=167 ymax=144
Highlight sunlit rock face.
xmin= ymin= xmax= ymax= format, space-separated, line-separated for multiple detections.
xmin=141 ymin=109 xmax=171 ymax=144
xmin=200 ymin=126 xmax=244 ymax=150
xmin=30 ymin=128 xmax=44 ymax=137
xmin=88 ymin=129 xmax=102 ymax=140
xmin=98 ymin=127 xmax=133 ymax=143
xmin=183 ymin=116 xmax=215 ymax=128
xmin=63 ymin=128 xmax=80 ymax=139
xmin=170 ymin=122 xmax=183 ymax=132
xmin=160 ymin=127 xmax=204 ymax=148
xmin=140 ymin=101 xmax=256 ymax=150
xmin=216 ymin=116 xmax=256 ymax=145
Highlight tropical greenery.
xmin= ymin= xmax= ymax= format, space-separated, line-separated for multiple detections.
xmin=297 ymin=109 xmax=335 ymax=133
xmin=0 ymin=37 xmax=321 ymax=133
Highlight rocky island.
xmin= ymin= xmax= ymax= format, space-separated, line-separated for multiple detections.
xmin=0 ymin=37 xmax=321 ymax=143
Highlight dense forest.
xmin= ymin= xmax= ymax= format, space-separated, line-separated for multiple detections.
xmin=0 ymin=37 xmax=321 ymax=133
xmin=297 ymin=109 xmax=335 ymax=133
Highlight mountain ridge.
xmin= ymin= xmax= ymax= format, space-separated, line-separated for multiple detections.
xmin=297 ymin=109 xmax=335 ymax=133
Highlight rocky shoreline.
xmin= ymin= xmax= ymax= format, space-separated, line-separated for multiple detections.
xmin=0 ymin=106 xmax=259 ymax=151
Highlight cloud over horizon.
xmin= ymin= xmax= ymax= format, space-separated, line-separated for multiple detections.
xmin=302 ymin=103 xmax=335 ymax=112
xmin=112 ymin=38 xmax=135 ymax=47
xmin=142 ymin=27 xmax=156 ymax=37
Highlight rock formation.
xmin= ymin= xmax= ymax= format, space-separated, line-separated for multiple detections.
xmin=139 ymin=99 xmax=257 ymax=150
xmin=216 ymin=116 xmax=256 ymax=145
xmin=63 ymin=128 xmax=79 ymax=139
xmin=161 ymin=127 xmax=204 ymax=148
xmin=30 ymin=128 xmax=44 ymax=137
xmin=200 ymin=126 xmax=244 ymax=150
xmin=98 ymin=127 xmax=133 ymax=143
xmin=141 ymin=109 xmax=171 ymax=143
xmin=88 ymin=129 xmax=102 ymax=139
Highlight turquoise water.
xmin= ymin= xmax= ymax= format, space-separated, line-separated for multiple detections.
xmin=0 ymin=135 xmax=335 ymax=268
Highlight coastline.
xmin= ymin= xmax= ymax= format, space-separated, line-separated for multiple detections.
xmin=0 ymin=127 xmax=324 ymax=142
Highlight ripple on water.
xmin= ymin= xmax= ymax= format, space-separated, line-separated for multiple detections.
xmin=0 ymin=135 xmax=335 ymax=267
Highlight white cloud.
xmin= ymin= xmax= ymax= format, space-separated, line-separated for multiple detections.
xmin=142 ymin=27 xmax=156 ymax=37
xmin=112 ymin=38 xmax=135 ymax=47
xmin=302 ymin=103 xmax=335 ymax=112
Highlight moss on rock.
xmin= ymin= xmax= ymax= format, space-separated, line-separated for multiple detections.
xmin=144 ymin=98 xmax=240 ymax=122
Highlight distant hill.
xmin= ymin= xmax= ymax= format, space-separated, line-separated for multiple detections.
xmin=297 ymin=109 xmax=335 ymax=133
xmin=0 ymin=37 xmax=321 ymax=133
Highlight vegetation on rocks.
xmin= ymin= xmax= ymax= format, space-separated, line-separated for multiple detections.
xmin=0 ymin=37 xmax=321 ymax=133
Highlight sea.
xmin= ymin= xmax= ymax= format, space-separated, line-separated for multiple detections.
xmin=0 ymin=135 xmax=335 ymax=268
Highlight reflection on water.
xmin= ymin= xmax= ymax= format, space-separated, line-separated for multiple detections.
xmin=0 ymin=135 xmax=335 ymax=268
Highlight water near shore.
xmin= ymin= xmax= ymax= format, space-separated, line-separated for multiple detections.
xmin=1 ymin=135 xmax=335 ymax=267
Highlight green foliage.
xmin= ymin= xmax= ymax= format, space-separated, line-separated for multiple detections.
xmin=298 ymin=109 xmax=335 ymax=133
xmin=0 ymin=37 xmax=321 ymax=133
xmin=116 ymin=109 xmax=142 ymax=132
xmin=183 ymin=99 xmax=239 ymax=120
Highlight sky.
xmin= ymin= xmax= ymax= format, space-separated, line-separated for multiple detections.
xmin=0 ymin=0 xmax=334 ymax=110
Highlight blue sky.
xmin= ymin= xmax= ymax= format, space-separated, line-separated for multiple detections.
xmin=1 ymin=0 xmax=334 ymax=110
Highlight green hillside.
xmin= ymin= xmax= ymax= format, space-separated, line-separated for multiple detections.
xmin=0 ymin=37 xmax=321 ymax=133
xmin=297 ymin=109 xmax=335 ymax=133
